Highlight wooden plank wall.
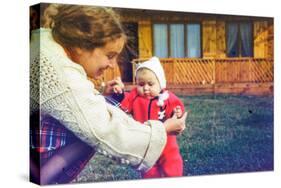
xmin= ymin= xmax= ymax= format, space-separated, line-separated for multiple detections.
xmin=138 ymin=20 xmax=152 ymax=58
xmin=118 ymin=10 xmax=273 ymax=59
xmin=216 ymin=21 xmax=226 ymax=58
xmin=202 ymin=20 xmax=227 ymax=58
xmin=91 ymin=17 xmax=273 ymax=87
xmin=136 ymin=19 xmax=272 ymax=59
xmin=254 ymin=21 xmax=268 ymax=58
xmin=202 ymin=20 xmax=217 ymax=58
xmin=267 ymin=21 xmax=274 ymax=58
xmin=253 ymin=20 xmax=274 ymax=59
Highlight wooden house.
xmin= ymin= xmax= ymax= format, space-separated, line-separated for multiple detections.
xmin=99 ymin=8 xmax=273 ymax=95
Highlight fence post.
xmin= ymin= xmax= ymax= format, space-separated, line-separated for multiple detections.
xmin=213 ymin=59 xmax=216 ymax=84
xmin=249 ymin=58 xmax=252 ymax=83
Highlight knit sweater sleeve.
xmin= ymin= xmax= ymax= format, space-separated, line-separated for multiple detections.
xmin=72 ymin=68 xmax=167 ymax=170
xmin=37 ymin=54 xmax=166 ymax=172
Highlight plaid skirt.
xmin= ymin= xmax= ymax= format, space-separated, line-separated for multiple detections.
xmin=30 ymin=96 xmax=121 ymax=184
xmin=30 ymin=112 xmax=95 ymax=184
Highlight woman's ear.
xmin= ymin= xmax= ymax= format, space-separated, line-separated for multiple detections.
xmin=64 ymin=47 xmax=82 ymax=61
xmin=73 ymin=47 xmax=83 ymax=55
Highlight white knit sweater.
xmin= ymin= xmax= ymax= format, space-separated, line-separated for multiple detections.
xmin=30 ymin=28 xmax=167 ymax=172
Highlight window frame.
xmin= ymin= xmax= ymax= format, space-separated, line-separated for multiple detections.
xmin=151 ymin=22 xmax=170 ymax=58
xmin=226 ymin=21 xmax=254 ymax=58
xmin=186 ymin=22 xmax=202 ymax=58
xmin=152 ymin=22 xmax=202 ymax=58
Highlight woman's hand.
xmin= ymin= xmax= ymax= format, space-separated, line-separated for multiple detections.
xmin=103 ymin=77 xmax=124 ymax=95
xmin=163 ymin=111 xmax=189 ymax=135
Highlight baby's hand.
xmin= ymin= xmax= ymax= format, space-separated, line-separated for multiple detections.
xmin=103 ymin=77 xmax=124 ymax=95
xmin=173 ymin=106 xmax=183 ymax=118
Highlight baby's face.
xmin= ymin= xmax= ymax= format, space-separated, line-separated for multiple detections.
xmin=136 ymin=69 xmax=161 ymax=99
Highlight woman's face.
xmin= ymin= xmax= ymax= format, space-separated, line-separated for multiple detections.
xmin=71 ymin=37 xmax=125 ymax=79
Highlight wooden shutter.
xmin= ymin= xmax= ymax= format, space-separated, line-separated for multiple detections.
xmin=138 ymin=20 xmax=152 ymax=58
xmin=202 ymin=20 xmax=217 ymax=58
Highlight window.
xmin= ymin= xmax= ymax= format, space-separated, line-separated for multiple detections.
xmin=153 ymin=24 xmax=168 ymax=58
xmin=170 ymin=24 xmax=185 ymax=58
xmin=153 ymin=23 xmax=201 ymax=58
xmin=226 ymin=22 xmax=253 ymax=57
xmin=187 ymin=24 xmax=201 ymax=58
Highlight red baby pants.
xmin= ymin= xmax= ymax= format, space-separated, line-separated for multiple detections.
xmin=142 ymin=135 xmax=183 ymax=178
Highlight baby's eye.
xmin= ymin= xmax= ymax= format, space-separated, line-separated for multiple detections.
xmin=148 ymin=82 xmax=154 ymax=86
xmin=138 ymin=82 xmax=145 ymax=87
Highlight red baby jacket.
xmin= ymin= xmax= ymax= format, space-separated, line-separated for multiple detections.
xmin=120 ymin=88 xmax=185 ymax=123
xmin=120 ymin=88 xmax=185 ymax=151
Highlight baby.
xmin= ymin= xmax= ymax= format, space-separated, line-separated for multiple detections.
xmin=112 ymin=57 xmax=185 ymax=178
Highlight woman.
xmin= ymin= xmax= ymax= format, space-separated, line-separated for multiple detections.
xmin=30 ymin=4 xmax=187 ymax=184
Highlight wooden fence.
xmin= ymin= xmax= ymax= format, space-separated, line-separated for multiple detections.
xmin=91 ymin=57 xmax=273 ymax=87
xmin=132 ymin=58 xmax=273 ymax=85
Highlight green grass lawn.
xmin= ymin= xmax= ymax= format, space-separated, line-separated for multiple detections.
xmin=74 ymin=94 xmax=273 ymax=183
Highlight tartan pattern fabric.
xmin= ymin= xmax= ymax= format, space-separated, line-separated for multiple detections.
xmin=30 ymin=115 xmax=72 ymax=154
xmin=105 ymin=94 xmax=122 ymax=107
xmin=30 ymin=96 xmax=120 ymax=154
xmin=30 ymin=114 xmax=94 ymax=183
xmin=30 ymin=95 xmax=121 ymax=183
xmin=30 ymin=120 xmax=67 ymax=153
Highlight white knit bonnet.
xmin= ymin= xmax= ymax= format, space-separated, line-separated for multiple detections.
xmin=136 ymin=57 xmax=166 ymax=89
xmin=136 ymin=57 xmax=169 ymax=106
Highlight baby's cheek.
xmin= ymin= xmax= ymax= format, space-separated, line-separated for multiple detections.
xmin=152 ymin=90 xmax=160 ymax=97
xmin=137 ymin=88 xmax=144 ymax=96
